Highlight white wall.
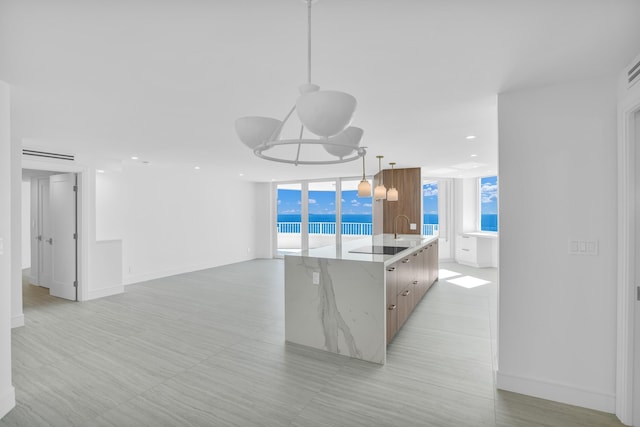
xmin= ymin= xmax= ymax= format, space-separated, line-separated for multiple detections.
xmin=497 ymin=76 xmax=618 ymax=412
xmin=21 ymin=180 xmax=29 ymax=269
xmin=95 ymin=164 xmax=265 ymax=285
xmin=0 ymin=81 xmax=16 ymax=419
xmin=96 ymin=172 xmax=124 ymax=241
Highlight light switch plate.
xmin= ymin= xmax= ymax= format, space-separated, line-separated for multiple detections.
xmin=410 ymin=223 xmax=417 ymax=230
xmin=312 ymin=271 xmax=320 ymax=285
xmin=568 ymin=239 xmax=598 ymax=255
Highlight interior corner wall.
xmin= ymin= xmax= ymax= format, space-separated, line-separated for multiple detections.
xmin=253 ymin=182 xmax=273 ymax=259
xmin=9 ymin=117 xmax=22 ymax=329
xmin=0 ymin=81 xmax=16 ymax=419
xmin=116 ymin=165 xmax=264 ymax=285
xmin=452 ymin=178 xmax=479 ymax=238
xmin=496 ymin=75 xmax=618 ymax=412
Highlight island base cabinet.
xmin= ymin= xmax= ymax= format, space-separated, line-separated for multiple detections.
xmin=385 ymin=240 xmax=439 ymax=342
xmin=386 ymin=264 xmax=398 ymax=343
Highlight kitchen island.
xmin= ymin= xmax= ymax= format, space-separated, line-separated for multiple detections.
xmin=284 ymin=234 xmax=438 ymax=364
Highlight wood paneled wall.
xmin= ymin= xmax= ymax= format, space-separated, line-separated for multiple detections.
xmin=373 ymin=167 xmax=422 ymax=235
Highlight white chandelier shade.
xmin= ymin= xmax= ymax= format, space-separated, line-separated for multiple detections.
xmin=323 ymin=126 xmax=363 ymax=158
xmin=296 ymin=90 xmax=357 ymax=138
xmin=235 ymin=116 xmax=282 ymax=149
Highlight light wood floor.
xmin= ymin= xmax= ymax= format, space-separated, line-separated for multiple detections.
xmin=1 ymin=260 xmax=624 ymax=426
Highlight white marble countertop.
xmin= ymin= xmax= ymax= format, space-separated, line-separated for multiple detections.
xmin=285 ymin=234 xmax=438 ymax=266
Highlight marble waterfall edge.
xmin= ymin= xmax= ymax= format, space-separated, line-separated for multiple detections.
xmin=285 ymin=256 xmax=386 ymax=364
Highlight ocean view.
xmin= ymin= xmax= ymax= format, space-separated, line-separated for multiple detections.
xmin=277 ymin=213 xmax=498 ymax=232
xmin=277 ymin=214 xmax=441 ymax=224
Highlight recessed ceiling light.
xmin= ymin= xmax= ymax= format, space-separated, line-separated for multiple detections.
xmin=465 ymin=135 xmax=476 ymax=140
xmin=239 ymin=173 xmax=244 ymax=177
xmin=96 ymin=169 xmax=105 ymax=174
xmin=470 ymin=154 xmax=478 ymax=157
xmin=194 ymin=166 xmax=200 ymax=170
xmin=131 ymin=156 xmax=139 ymax=160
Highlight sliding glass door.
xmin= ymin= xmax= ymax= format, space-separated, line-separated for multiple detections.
xmin=276 ymin=183 xmax=302 ymax=256
xmin=340 ymin=179 xmax=372 ymax=243
xmin=307 ymin=181 xmax=337 ymax=249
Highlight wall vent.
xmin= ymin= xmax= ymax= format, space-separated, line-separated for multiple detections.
xmin=627 ymin=54 xmax=640 ymax=88
xmin=22 ymin=149 xmax=75 ymax=161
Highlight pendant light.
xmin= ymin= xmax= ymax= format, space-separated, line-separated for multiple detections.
xmin=387 ymin=162 xmax=398 ymax=202
xmin=374 ymin=155 xmax=387 ymax=200
xmin=357 ymin=154 xmax=371 ymax=197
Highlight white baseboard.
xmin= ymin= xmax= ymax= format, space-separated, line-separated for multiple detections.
xmin=123 ymin=260 xmax=242 ymax=286
xmin=0 ymin=386 xmax=15 ymax=419
xmin=496 ymin=371 xmax=615 ymax=414
xmin=85 ymin=285 xmax=124 ymax=301
xmin=11 ymin=314 xmax=24 ymax=329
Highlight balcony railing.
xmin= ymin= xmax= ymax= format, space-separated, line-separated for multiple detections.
xmin=422 ymin=223 xmax=439 ymax=236
xmin=277 ymin=222 xmax=439 ymax=236
xmin=277 ymin=222 xmax=372 ymax=236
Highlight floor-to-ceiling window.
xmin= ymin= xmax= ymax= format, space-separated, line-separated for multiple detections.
xmin=307 ymin=181 xmax=337 ymax=249
xmin=340 ymin=179 xmax=372 ymax=243
xmin=275 ymin=177 xmax=373 ymax=257
xmin=423 ymin=181 xmax=439 ymax=236
xmin=276 ymin=183 xmax=302 ymax=255
xmin=480 ymin=176 xmax=498 ymax=232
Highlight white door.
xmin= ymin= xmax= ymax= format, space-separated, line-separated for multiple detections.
xmin=39 ymin=178 xmax=52 ymax=288
xmin=49 ymin=173 xmax=77 ymax=301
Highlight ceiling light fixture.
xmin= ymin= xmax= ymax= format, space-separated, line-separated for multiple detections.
xmin=466 ymin=135 xmax=476 ymax=140
xmin=374 ymin=155 xmax=387 ymax=200
xmin=357 ymin=154 xmax=371 ymax=197
xmin=387 ymin=162 xmax=398 ymax=202
xmin=235 ymin=0 xmax=365 ymax=165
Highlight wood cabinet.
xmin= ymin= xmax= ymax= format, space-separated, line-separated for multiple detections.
xmin=373 ymin=167 xmax=422 ymax=236
xmin=385 ymin=239 xmax=439 ymax=343
xmin=385 ymin=263 xmax=398 ymax=343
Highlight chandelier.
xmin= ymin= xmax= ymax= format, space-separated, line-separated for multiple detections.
xmin=235 ymin=0 xmax=366 ymax=165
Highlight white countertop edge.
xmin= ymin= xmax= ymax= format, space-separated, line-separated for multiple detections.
xmin=284 ymin=234 xmax=439 ymax=266
xmin=462 ymin=232 xmax=499 ymax=239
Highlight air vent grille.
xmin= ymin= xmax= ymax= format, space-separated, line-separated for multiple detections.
xmin=22 ymin=149 xmax=74 ymax=161
xmin=628 ymin=56 xmax=640 ymax=88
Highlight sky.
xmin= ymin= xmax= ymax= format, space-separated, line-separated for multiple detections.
xmin=277 ymin=189 xmax=372 ymax=216
xmin=423 ymin=182 xmax=438 ymax=215
xmin=481 ymin=176 xmax=498 ymax=215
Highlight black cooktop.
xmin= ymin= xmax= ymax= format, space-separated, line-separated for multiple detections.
xmin=349 ymin=245 xmax=409 ymax=255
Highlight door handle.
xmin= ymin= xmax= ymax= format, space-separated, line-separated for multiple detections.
xmin=46 ymin=238 xmax=53 ymax=245
xmin=36 ymin=235 xmax=42 ymax=241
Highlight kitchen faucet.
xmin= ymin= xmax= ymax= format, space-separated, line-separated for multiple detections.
xmin=394 ymin=214 xmax=410 ymax=239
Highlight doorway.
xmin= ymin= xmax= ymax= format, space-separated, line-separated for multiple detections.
xmin=634 ymin=109 xmax=640 ymax=427
xmin=23 ymin=168 xmax=79 ymax=302
xmin=618 ymin=94 xmax=640 ymax=426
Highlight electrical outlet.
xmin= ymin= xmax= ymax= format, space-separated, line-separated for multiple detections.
xmin=409 ymin=223 xmax=417 ymax=230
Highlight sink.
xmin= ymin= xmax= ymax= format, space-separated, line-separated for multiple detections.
xmin=349 ymin=245 xmax=409 ymax=255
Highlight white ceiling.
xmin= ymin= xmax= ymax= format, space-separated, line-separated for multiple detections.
xmin=2 ymin=0 xmax=640 ymax=182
